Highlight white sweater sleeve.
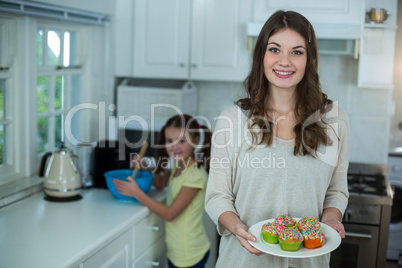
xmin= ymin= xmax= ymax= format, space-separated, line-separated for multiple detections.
xmin=205 ymin=107 xmax=239 ymax=236
xmin=323 ymin=106 xmax=350 ymax=215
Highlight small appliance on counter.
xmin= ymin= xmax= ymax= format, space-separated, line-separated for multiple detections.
xmin=39 ymin=143 xmax=82 ymax=201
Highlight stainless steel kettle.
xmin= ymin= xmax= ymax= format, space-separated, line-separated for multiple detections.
xmin=39 ymin=143 xmax=82 ymax=198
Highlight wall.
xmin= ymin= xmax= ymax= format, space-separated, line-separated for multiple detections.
xmin=32 ymin=0 xmax=114 ymax=15
xmin=390 ymin=2 xmax=402 ymax=146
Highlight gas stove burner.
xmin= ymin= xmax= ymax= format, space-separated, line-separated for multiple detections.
xmin=347 ymin=173 xmax=387 ymax=196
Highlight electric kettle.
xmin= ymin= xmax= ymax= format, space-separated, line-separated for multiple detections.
xmin=39 ymin=143 xmax=82 ymax=199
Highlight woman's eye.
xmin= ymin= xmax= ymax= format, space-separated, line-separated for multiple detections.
xmin=292 ymin=50 xmax=304 ymax=55
xmin=268 ymin=47 xmax=279 ymax=53
xmin=178 ymin=139 xmax=185 ymax=144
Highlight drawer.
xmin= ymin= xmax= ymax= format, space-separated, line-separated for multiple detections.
xmin=133 ymin=212 xmax=165 ymax=258
xmin=133 ymin=237 xmax=167 ymax=268
xmin=83 ymin=228 xmax=131 ymax=268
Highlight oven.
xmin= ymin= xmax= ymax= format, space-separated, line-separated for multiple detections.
xmin=387 ymin=153 xmax=402 ymax=264
xmin=329 ymin=163 xmax=393 ymax=268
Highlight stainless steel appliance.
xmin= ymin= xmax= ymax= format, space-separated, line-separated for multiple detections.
xmin=330 ymin=163 xmax=393 ymax=268
xmin=387 ymin=152 xmax=402 ymax=264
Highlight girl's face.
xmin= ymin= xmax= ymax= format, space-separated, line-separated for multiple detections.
xmin=165 ymin=126 xmax=198 ymax=163
xmin=263 ymin=28 xmax=307 ymax=91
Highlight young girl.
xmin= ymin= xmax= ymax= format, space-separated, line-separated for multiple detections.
xmin=113 ymin=114 xmax=212 ymax=268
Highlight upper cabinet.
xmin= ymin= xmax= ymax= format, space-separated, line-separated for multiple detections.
xmin=120 ymin=0 xmax=251 ymax=81
xmin=357 ymin=0 xmax=398 ymax=88
xmin=251 ymin=0 xmax=364 ymax=24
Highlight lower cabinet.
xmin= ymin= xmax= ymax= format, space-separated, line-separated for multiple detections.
xmin=83 ymin=229 xmax=132 ymax=268
xmin=81 ymin=212 xmax=166 ymax=268
xmin=133 ymin=237 xmax=167 ymax=268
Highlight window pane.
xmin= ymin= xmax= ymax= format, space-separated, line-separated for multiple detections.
xmin=36 ymin=29 xmax=44 ymax=66
xmin=55 ymin=114 xmax=62 ymax=148
xmin=37 ymin=76 xmax=49 ymax=113
xmin=37 ymin=117 xmax=49 ymax=153
xmin=64 ymin=32 xmax=70 ymax=66
xmin=47 ymin=30 xmax=61 ymax=66
xmin=0 ymin=125 xmax=4 ymax=165
xmin=0 ymin=79 xmax=4 ymax=120
xmin=55 ymin=75 xmax=64 ymax=110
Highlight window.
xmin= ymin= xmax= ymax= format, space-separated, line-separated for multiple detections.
xmin=36 ymin=26 xmax=82 ymax=154
xmin=0 ymin=16 xmax=15 ymax=183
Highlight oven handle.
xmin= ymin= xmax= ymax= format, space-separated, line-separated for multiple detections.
xmin=345 ymin=231 xmax=372 ymax=239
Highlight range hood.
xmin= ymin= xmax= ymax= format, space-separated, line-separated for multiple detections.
xmin=247 ymin=22 xmax=361 ymax=59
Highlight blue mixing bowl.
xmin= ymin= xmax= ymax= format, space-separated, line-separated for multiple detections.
xmin=104 ymin=169 xmax=154 ymax=202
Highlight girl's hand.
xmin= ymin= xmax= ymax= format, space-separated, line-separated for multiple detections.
xmin=322 ymin=219 xmax=345 ymax=238
xmin=130 ymin=155 xmax=143 ymax=169
xmin=112 ymin=176 xmax=142 ymax=197
xmin=234 ymin=222 xmax=264 ymax=256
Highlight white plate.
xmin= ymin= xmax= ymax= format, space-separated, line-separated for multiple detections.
xmin=248 ymin=218 xmax=341 ymax=258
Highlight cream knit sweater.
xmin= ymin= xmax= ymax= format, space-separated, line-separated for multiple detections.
xmin=205 ymin=105 xmax=350 ymax=268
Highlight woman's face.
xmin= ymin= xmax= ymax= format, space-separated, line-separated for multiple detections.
xmin=165 ymin=126 xmax=197 ymax=163
xmin=263 ymin=28 xmax=307 ymax=91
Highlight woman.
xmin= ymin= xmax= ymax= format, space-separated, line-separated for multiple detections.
xmin=205 ymin=10 xmax=349 ymax=268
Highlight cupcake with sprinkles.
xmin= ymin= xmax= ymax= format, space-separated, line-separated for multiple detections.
xmin=302 ymin=227 xmax=325 ymax=249
xmin=261 ymin=222 xmax=285 ymax=244
xmin=274 ymin=214 xmax=296 ymax=229
xmin=278 ymin=228 xmax=304 ymax=251
xmin=297 ymin=216 xmax=321 ymax=231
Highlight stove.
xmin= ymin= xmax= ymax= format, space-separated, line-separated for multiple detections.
xmin=330 ymin=163 xmax=393 ymax=268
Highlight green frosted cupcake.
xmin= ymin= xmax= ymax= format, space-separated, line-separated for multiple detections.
xmin=261 ymin=222 xmax=285 ymax=244
xmin=278 ymin=228 xmax=304 ymax=251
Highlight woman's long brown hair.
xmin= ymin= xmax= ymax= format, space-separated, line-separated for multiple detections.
xmin=237 ymin=10 xmax=334 ymax=157
xmin=154 ymin=114 xmax=212 ymax=174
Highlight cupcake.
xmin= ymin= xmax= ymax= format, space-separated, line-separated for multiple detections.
xmin=261 ymin=222 xmax=285 ymax=244
xmin=302 ymin=227 xmax=325 ymax=249
xmin=297 ymin=216 xmax=321 ymax=231
xmin=278 ymin=228 xmax=304 ymax=251
xmin=274 ymin=214 xmax=296 ymax=229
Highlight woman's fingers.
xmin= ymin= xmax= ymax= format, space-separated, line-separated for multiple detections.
xmin=235 ymin=225 xmax=264 ymax=256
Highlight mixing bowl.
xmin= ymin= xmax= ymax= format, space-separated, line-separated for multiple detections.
xmin=104 ymin=169 xmax=154 ymax=202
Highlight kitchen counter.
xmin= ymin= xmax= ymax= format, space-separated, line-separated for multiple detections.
xmin=0 ymin=187 xmax=166 ymax=268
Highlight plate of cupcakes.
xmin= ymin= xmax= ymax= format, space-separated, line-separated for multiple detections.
xmin=247 ymin=214 xmax=341 ymax=258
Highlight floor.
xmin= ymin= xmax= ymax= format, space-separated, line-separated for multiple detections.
xmin=387 ymin=260 xmax=402 ymax=268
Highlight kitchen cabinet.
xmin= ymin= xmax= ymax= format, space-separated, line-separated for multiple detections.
xmin=130 ymin=0 xmax=251 ymax=81
xmin=83 ymin=229 xmax=132 ymax=268
xmin=82 ymin=212 xmax=166 ymax=268
xmin=357 ymin=0 xmax=398 ymax=88
xmin=133 ymin=211 xmax=165 ymax=259
xmin=251 ymin=0 xmax=364 ymax=24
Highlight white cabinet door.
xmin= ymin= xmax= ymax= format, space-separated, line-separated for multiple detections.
xmin=133 ymin=212 xmax=165 ymax=259
xmin=190 ymin=0 xmax=251 ymax=81
xmin=133 ymin=237 xmax=166 ymax=268
xmin=357 ymin=27 xmax=396 ymax=88
xmin=133 ymin=0 xmax=191 ymax=79
xmin=83 ymin=229 xmax=132 ymax=268
xmin=252 ymin=0 xmax=363 ymax=24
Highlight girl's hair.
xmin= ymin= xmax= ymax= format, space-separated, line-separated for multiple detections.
xmin=237 ymin=10 xmax=333 ymax=157
xmin=154 ymin=114 xmax=212 ymax=174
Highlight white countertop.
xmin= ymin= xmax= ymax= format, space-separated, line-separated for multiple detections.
xmin=0 ymin=187 xmax=166 ymax=268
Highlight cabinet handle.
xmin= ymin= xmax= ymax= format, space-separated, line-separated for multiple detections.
xmin=152 ymin=225 xmax=160 ymax=231
xmin=354 ymin=39 xmax=360 ymax=60
xmin=248 ymin=36 xmax=253 ymax=54
xmin=179 ymin=63 xmax=185 ymax=67
xmin=191 ymin=63 xmax=197 ymax=68
xmin=152 ymin=261 xmax=160 ymax=267
xmin=345 ymin=231 xmax=372 ymax=239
